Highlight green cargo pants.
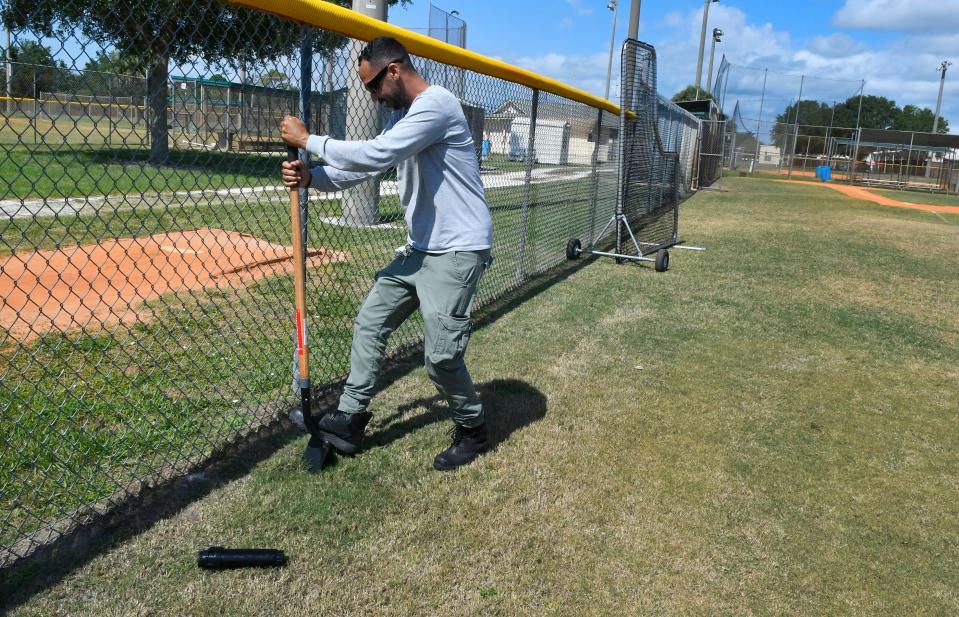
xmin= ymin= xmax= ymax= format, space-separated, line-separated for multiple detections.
xmin=337 ymin=248 xmax=491 ymax=428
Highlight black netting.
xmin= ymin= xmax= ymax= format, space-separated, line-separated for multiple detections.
xmin=615 ymin=39 xmax=698 ymax=255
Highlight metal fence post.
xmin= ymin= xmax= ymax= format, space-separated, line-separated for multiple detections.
xmin=32 ymin=67 xmax=37 ymax=144
xmin=107 ymin=73 xmax=113 ymax=146
xmin=4 ymin=26 xmax=11 ymax=115
xmin=787 ymin=122 xmax=799 ymax=180
xmin=584 ymin=107 xmax=604 ymax=244
xmin=615 ymin=103 xmax=626 ymax=256
xmin=752 ymin=69 xmax=767 ymax=166
xmin=515 ymin=89 xmax=538 ymax=284
xmin=851 ymin=126 xmax=862 ymax=183
xmin=299 ymin=28 xmax=313 ymax=245
xmin=903 ymin=131 xmax=914 ymax=184
xmin=787 ymin=74 xmax=804 ymax=180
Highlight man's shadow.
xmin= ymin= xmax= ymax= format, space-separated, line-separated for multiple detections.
xmin=363 ymin=378 xmax=547 ymax=453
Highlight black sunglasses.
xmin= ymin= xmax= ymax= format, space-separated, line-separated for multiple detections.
xmin=364 ymin=57 xmax=405 ymax=93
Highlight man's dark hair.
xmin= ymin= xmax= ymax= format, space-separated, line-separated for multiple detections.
xmin=358 ymin=37 xmax=413 ymax=70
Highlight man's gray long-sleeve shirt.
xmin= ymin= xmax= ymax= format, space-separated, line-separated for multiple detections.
xmin=305 ymin=85 xmax=493 ymax=253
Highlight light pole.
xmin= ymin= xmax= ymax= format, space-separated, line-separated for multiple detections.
xmin=705 ymin=27 xmax=722 ymax=97
xmin=604 ymin=0 xmax=618 ymax=101
xmin=933 ymin=60 xmax=951 ymax=133
xmin=627 ymin=0 xmax=640 ymax=39
xmin=694 ymin=0 xmax=719 ymax=98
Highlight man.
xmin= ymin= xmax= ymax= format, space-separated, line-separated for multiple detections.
xmin=280 ymin=37 xmax=494 ymax=471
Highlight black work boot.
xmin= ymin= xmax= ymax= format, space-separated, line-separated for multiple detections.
xmin=316 ymin=411 xmax=372 ymax=455
xmin=433 ymin=423 xmax=489 ymax=471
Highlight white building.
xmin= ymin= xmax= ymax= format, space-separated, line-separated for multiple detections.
xmin=758 ymin=144 xmax=782 ymax=165
xmin=485 ymin=99 xmax=619 ymax=164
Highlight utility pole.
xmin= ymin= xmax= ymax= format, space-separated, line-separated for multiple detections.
xmin=933 ymin=60 xmax=951 ymax=134
xmin=604 ymin=0 xmax=618 ymax=101
xmin=694 ymin=0 xmax=718 ymax=98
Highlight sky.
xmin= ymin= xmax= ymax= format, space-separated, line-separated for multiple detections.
xmin=388 ymin=0 xmax=959 ymax=132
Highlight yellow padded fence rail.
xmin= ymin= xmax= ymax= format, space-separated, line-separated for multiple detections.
xmin=225 ymin=0 xmax=623 ymax=116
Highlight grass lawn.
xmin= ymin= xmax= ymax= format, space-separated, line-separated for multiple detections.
xmin=0 ymin=144 xmax=282 ymax=201
xmin=3 ymin=176 xmax=956 ymax=614
xmin=870 ymin=188 xmax=959 ymax=207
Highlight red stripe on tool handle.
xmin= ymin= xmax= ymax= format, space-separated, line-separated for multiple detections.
xmin=295 ymin=308 xmax=305 ymax=356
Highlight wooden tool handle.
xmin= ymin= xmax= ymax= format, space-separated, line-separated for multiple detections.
xmin=288 ymin=145 xmax=309 ymax=382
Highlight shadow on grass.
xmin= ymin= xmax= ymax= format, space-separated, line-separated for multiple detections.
xmin=0 ymin=256 xmax=589 ymax=612
xmin=368 ymin=378 xmax=548 ymax=452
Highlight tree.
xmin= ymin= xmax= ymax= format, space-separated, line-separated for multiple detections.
xmin=3 ymin=40 xmax=72 ymax=98
xmin=83 ymin=49 xmax=141 ymax=76
xmin=3 ymin=0 xmax=406 ymax=164
xmin=770 ymin=100 xmax=836 ymax=152
xmin=671 ymin=84 xmax=714 ymax=103
xmin=260 ymin=69 xmax=292 ymax=90
xmin=830 ymin=95 xmax=898 ymax=131
xmin=769 ymin=93 xmax=953 ymax=165
xmin=78 ymin=49 xmax=145 ymax=98
xmin=894 ymin=104 xmax=949 ymax=133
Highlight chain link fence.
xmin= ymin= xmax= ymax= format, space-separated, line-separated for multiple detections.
xmin=724 ymin=114 xmax=959 ymax=192
xmin=1 ymin=0 xmax=700 ymax=570
xmin=715 ymin=57 xmax=959 ymax=194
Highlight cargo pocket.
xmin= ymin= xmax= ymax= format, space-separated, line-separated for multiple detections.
xmin=431 ymin=312 xmax=472 ymax=364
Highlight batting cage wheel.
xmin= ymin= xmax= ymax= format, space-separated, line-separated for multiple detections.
xmin=655 ymin=249 xmax=669 ymax=272
xmin=566 ymin=238 xmax=582 ymax=260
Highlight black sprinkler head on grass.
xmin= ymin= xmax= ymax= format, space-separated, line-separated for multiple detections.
xmin=197 ymin=547 xmax=287 ymax=569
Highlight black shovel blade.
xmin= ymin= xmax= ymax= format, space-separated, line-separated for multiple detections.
xmin=303 ymin=435 xmax=332 ymax=473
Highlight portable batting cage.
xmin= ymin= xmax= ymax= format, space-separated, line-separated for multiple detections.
xmin=565 ymin=39 xmax=703 ymax=271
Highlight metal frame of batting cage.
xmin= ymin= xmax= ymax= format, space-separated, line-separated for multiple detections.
xmin=566 ymin=39 xmax=704 ymax=272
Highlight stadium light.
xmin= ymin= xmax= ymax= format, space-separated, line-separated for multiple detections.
xmin=694 ymin=0 xmax=719 ymax=99
xmin=705 ymin=27 xmax=723 ymax=96
xmin=604 ymin=0 xmax=618 ymax=101
xmin=933 ymin=60 xmax=951 ymax=133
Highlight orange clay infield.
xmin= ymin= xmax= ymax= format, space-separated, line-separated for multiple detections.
xmin=775 ymin=179 xmax=959 ymax=214
xmin=0 ymin=227 xmax=347 ymax=343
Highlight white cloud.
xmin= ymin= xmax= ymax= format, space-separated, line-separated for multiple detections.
xmin=500 ymin=2 xmax=959 ymax=132
xmin=806 ymin=34 xmax=868 ymax=58
xmin=512 ymin=51 xmax=619 ymax=101
xmin=564 ymin=0 xmax=594 ymax=17
xmin=653 ymin=5 xmax=792 ymax=97
xmin=663 ymin=11 xmax=684 ymax=28
xmin=834 ymin=0 xmax=959 ymax=32
xmin=900 ymin=32 xmax=959 ymax=57
xmin=559 ymin=16 xmax=575 ymax=30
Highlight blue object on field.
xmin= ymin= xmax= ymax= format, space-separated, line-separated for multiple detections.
xmin=824 ymin=165 xmax=831 ymax=182
xmin=816 ymin=165 xmax=822 ymax=179
xmin=481 ymin=139 xmax=491 ymax=158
